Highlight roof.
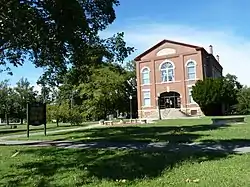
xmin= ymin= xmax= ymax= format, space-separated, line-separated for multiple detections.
xmin=134 ymin=39 xmax=222 ymax=70
xmin=134 ymin=39 xmax=203 ymax=61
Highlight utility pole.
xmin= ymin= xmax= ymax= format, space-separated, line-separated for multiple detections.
xmin=129 ymin=95 xmax=132 ymax=120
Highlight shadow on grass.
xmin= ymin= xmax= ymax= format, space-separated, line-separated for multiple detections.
xmin=0 ymin=123 xmax=90 ymax=136
xmin=2 ymin=140 xmax=245 ymax=186
xmin=2 ymin=123 xmax=244 ymax=186
xmin=48 ymin=123 xmax=230 ymax=143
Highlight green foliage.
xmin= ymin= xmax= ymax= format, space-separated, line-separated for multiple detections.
xmin=47 ymin=101 xmax=70 ymax=123
xmin=47 ymin=101 xmax=84 ymax=125
xmin=68 ymin=106 xmax=83 ymax=125
xmin=1 ymin=0 xmax=134 ymax=87
xmin=78 ymin=63 xmax=133 ymax=120
xmin=0 ymin=80 xmax=19 ymax=124
xmin=1 ymin=0 xmax=117 ymax=66
xmin=236 ymin=86 xmax=250 ymax=115
xmin=14 ymin=78 xmax=36 ymax=123
xmin=192 ymin=74 xmax=241 ymax=116
xmin=1 ymin=0 xmax=136 ymax=124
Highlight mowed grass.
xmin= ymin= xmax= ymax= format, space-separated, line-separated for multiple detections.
xmin=1 ymin=117 xmax=250 ymax=186
xmin=0 ymin=122 xmax=97 ymax=138
xmin=1 ymin=146 xmax=250 ymax=186
xmin=11 ymin=116 xmax=250 ymax=144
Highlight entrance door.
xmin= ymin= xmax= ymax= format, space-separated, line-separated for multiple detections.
xmin=159 ymin=91 xmax=181 ymax=109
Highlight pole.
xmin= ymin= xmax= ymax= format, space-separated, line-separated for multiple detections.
xmin=44 ymin=121 xmax=47 ymax=136
xmin=27 ymin=103 xmax=29 ymax=138
xmin=130 ymin=97 xmax=132 ymax=120
xmin=158 ymin=96 xmax=162 ymax=120
xmin=43 ymin=98 xmax=47 ymax=136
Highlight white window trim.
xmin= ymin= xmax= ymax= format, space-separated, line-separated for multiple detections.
xmin=141 ymin=66 xmax=150 ymax=85
xmin=141 ymin=66 xmax=150 ymax=73
xmin=185 ymin=59 xmax=197 ymax=81
xmin=142 ymin=90 xmax=151 ymax=107
xmin=159 ymin=59 xmax=176 ymax=70
xmin=159 ymin=60 xmax=175 ymax=83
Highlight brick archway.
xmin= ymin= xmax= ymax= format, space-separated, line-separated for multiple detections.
xmin=159 ymin=91 xmax=181 ymax=109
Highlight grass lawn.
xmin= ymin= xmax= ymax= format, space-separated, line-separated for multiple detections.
xmin=11 ymin=116 xmax=250 ymax=144
xmin=0 ymin=121 xmax=97 ymax=138
xmin=1 ymin=116 xmax=250 ymax=186
xmin=1 ymin=146 xmax=250 ymax=186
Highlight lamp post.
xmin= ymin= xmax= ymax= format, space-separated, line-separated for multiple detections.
xmin=157 ymin=93 xmax=162 ymax=120
xmin=129 ymin=95 xmax=132 ymax=120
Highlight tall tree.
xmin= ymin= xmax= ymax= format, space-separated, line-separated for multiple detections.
xmin=1 ymin=0 xmax=134 ymax=84
xmin=0 ymin=80 xmax=18 ymax=126
xmin=124 ymin=60 xmax=137 ymax=117
xmin=15 ymin=78 xmax=36 ymax=124
xmin=78 ymin=64 xmax=129 ymax=120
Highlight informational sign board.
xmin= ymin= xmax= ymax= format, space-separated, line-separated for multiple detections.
xmin=27 ymin=102 xmax=46 ymax=137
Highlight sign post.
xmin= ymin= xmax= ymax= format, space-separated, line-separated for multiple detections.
xmin=27 ymin=102 xmax=46 ymax=138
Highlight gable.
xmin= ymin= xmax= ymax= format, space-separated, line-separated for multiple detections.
xmin=135 ymin=40 xmax=202 ymax=61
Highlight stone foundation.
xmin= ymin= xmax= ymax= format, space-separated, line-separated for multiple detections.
xmin=180 ymin=107 xmax=204 ymax=116
xmin=138 ymin=109 xmax=159 ymax=119
xmin=139 ymin=106 xmax=204 ymax=119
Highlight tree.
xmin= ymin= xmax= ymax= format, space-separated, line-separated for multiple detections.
xmin=15 ymin=78 xmax=36 ymax=124
xmin=192 ymin=76 xmax=240 ymax=116
xmin=236 ymin=86 xmax=250 ymax=115
xmin=0 ymin=80 xmax=19 ymax=126
xmin=78 ymin=64 xmax=130 ymax=120
xmin=1 ymin=0 xmax=134 ymax=84
xmin=224 ymin=73 xmax=243 ymax=90
xmin=47 ymin=101 xmax=70 ymax=126
xmin=124 ymin=60 xmax=137 ymax=118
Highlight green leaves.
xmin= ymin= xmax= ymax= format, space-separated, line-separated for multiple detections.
xmin=0 ymin=0 xmax=130 ymax=77
xmin=236 ymin=86 xmax=250 ymax=115
xmin=76 ymin=63 xmax=134 ymax=120
xmin=192 ymin=74 xmax=241 ymax=116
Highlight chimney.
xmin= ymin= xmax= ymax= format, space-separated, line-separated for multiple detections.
xmin=216 ymin=55 xmax=220 ymax=62
xmin=209 ymin=45 xmax=213 ymax=54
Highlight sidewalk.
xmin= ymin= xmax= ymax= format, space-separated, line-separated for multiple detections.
xmin=1 ymin=123 xmax=250 ymax=154
xmin=0 ymin=123 xmax=102 ymax=140
xmin=1 ymin=138 xmax=250 ymax=154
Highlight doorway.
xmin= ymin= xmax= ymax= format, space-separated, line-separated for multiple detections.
xmin=159 ymin=91 xmax=181 ymax=109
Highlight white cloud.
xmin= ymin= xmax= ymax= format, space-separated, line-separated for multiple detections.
xmin=104 ymin=22 xmax=250 ymax=86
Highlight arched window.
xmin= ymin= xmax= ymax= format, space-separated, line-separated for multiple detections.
xmin=141 ymin=67 xmax=150 ymax=84
xmin=160 ymin=61 xmax=174 ymax=82
xmin=186 ymin=61 xmax=196 ymax=80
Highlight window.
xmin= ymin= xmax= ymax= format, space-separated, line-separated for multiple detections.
xmin=188 ymin=87 xmax=195 ymax=104
xmin=160 ymin=61 xmax=174 ymax=82
xmin=141 ymin=68 xmax=150 ymax=84
xmin=143 ymin=91 xmax=151 ymax=106
xmin=186 ymin=61 xmax=196 ymax=80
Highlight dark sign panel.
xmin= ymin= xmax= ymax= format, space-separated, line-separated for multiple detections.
xmin=27 ymin=102 xmax=46 ymax=126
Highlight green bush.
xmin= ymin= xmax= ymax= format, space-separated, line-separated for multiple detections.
xmin=192 ymin=77 xmax=239 ymax=116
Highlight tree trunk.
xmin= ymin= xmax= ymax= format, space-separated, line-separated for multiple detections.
xmin=21 ymin=118 xmax=24 ymax=125
xmin=5 ymin=113 xmax=10 ymax=128
xmin=56 ymin=118 xmax=59 ymax=127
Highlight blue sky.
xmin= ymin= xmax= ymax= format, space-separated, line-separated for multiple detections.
xmin=2 ymin=0 xmax=250 ymax=90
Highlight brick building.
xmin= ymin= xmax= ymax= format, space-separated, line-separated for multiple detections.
xmin=135 ymin=39 xmax=223 ymax=119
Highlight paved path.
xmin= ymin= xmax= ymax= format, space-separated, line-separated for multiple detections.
xmin=0 ymin=124 xmax=102 ymax=140
xmin=1 ymin=139 xmax=250 ymax=154
xmin=1 ymin=123 xmax=250 ymax=154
